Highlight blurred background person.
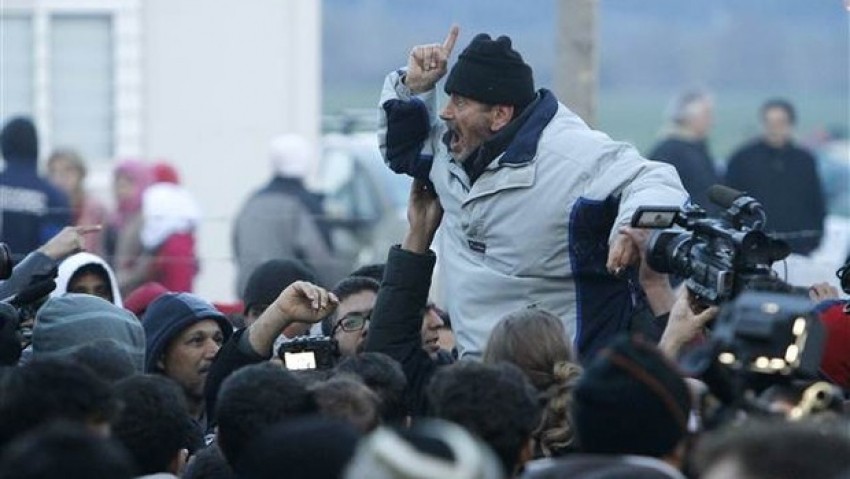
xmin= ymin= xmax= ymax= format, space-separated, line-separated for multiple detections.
xmin=108 ymin=159 xmax=153 ymax=288
xmin=0 ymin=116 xmax=71 ymax=259
xmin=725 ymin=99 xmax=826 ymax=255
xmin=649 ymin=90 xmax=722 ymax=214
xmin=47 ymin=149 xmax=108 ymax=256
xmin=125 ymin=163 xmax=200 ymax=293
xmin=232 ymin=133 xmax=335 ymax=295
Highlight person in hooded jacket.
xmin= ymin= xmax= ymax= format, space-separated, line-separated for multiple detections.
xmin=0 ymin=116 xmax=71 ymax=259
xmin=132 ymin=164 xmax=200 ymax=293
xmin=52 ymin=251 xmax=123 ymax=307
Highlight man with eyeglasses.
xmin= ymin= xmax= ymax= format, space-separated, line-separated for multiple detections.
xmin=322 ymin=276 xmax=380 ymax=357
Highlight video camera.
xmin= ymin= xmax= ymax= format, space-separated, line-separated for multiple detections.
xmin=631 ymin=188 xmax=839 ymax=421
xmin=277 ymin=335 xmax=339 ymax=371
xmin=631 ymin=185 xmax=796 ymax=304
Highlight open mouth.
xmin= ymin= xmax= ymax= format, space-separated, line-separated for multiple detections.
xmin=450 ymin=130 xmax=462 ymax=152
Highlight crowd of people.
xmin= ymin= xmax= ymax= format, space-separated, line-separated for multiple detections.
xmin=0 ymin=25 xmax=848 ymax=479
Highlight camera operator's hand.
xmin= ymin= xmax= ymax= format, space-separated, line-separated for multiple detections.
xmin=248 ymin=281 xmax=338 ymax=357
xmin=37 ymin=225 xmax=102 ymax=261
xmin=607 ymin=229 xmax=641 ymax=277
xmin=275 ymin=281 xmax=339 ymax=323
xmin=403 ymin=25 xmax=459 ymax=94
xmin=403 ymin=180 xmax=443 ymax=254
xmin=658 ymin=289 xmax=718 ymax=360
xmin=809 ymin=282 xmax=839 ymax=304
xmin=619 ymin=226 xmax=675 ymax=316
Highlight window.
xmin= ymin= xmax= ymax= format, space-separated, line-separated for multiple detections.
xmin=50 ymin=14 xmax=114 ymax=160
xmin=0 ymin=1 xmax=141 ymax=163
xmin=0 ymin=14 xmax=34 ymax=121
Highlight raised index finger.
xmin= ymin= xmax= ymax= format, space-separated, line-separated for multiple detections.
xmin=442 ymin=25 xmax=460 ymax=55
xmin=76 ymin=224 xmax=103 ymax=235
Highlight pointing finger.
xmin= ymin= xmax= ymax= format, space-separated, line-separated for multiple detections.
xmin=76 ymin=225 xmax=103 ymax=235
xmin=443 ymin=25 xmax=459 ymax=55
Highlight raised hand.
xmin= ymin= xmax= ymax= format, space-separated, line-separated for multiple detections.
xmin=403 ymin=180 xmax=443 ymax=254
xmin=274 ymin=281 xmax=339 ymax=324
xmin=404 ymin=25 xmax=460 ymax=94
xmin=37 ymin=225 xmax=102 ymax=260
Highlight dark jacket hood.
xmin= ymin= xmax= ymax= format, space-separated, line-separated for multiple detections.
xmin=1 ymin=117 xmax=38 ymax=163
xmin=141 ymin=292 xmax=233 ymax=373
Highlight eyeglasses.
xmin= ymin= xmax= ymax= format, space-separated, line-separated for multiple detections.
xmin=332 ymin=311 xmax=372 ymax=334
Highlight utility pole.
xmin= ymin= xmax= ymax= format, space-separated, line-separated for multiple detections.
xmin=555 ymin=0 xmax=598 ymax=127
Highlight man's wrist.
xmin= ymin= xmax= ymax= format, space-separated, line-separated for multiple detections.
xmin=402 ymin=228 xmax=436 ymax=254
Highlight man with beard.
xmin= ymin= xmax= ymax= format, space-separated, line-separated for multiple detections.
xmin=378 ymin=26 xmax=687 ymax=359
xmin=143 ymin=292 xmax=233 ymax=433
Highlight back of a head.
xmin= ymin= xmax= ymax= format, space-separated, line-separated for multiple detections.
xmin=112 ymin=374 xmax=195 ymax=475
xmin=312 ymin=376 xmax=381 ymax=433
xmin=345 ymin=419 xmax=503 ymax=479
xmin=573 ymin=335 xmax=690 ymax=459
xmin=484 ymin=309 xmax=582 ymax=456
xmin=236 ymin=416 xmax=360 ymax=479
xmin=336 ymin=352 xmax=408 ymax=423
xmin=32 ymin=294 xmax=145 ymax=372
xmin=242 ymin=258 xmax=317 ymax=313
xmin=427 ymin=360 xmax=540 ymax=475
xmin=0 ymin=422 xmax=134 ymax=479
xmin=0 ymin=359 xmax=116 ymax=450
xmin=182 ymin=444 xmax=236 ymax=479
xmin=484 ymin=308 xmax=576 ymax=392
xmin=696 ymin=420 xmax=850 ymax=479
xmin=269 ymin=133 xmax=312 ymax=179
xmin=69 ymin=339 xmax=137 ymax=384
xmin=0 ymin=116 xmax=38 ymax=162
xmin=215 ymin=363 xmax=317 ymax=467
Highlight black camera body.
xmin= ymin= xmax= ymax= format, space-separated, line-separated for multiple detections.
xmin=277 ymin=336 xmax=339 ymax=371
xmin=631 ymin=188 xmax=792 ymax=304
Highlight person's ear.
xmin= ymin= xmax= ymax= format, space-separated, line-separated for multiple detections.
xmin=490 ymin=105 xmax=515 ymax=132
xmin=156 ymin=354 xmax=166 ymax=371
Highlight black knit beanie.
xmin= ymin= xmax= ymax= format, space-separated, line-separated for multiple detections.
xmin=242 ymin=259 xmax=317 ymax=313
xmin=573 ymin=335 xmax=691 ymax=458
xmin=444 ymin=33 xmax=535 ymax=108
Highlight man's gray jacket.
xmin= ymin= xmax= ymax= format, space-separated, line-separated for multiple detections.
xmin=378 ymin=69 xmax=688 ymax=359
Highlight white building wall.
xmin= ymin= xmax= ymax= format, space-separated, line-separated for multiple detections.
xmin=143 ymin=0 xmax=322 ymax=301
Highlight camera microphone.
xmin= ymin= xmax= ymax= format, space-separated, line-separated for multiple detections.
xmin=707 ymin=185 xmax=766 ymax=229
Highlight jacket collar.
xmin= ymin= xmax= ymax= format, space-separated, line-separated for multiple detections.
xmin=496 ymin=88 xmax=559 ymax=166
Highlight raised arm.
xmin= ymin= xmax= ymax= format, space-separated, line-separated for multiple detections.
xmin=365 ymin=180 xmax=443 ymax=415
xmin=378 ymin=26 xmax=459 ymax=179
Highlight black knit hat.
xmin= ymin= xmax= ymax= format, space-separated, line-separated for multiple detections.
xmin=242 ymin=259 xmax=317 ymax=314
xmin=444 ymin=33 xmax=535 ymax=108
xmin=573 ymin=335 xmax=691 ymax=458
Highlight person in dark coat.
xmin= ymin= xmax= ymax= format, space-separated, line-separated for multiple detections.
xmin=0 ymin=117 xmax=71 ymax=258
xmin=725 ymin=99 xmax=826 ymax=255
xmin=649 ymin=90 xmax=722 ymax=214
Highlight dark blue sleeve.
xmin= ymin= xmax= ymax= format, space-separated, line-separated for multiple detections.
xmin=382 ymin=98 xmax=434 ymax=180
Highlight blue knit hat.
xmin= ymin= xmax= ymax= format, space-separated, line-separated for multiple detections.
xmin=141 ymin=292 xmax=233 ymax=373
xmin=32 ymin=294 xmax=145 ymax=372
